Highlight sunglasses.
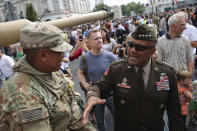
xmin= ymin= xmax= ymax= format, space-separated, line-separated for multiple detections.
xmin=128 ymin=41 xmax=155 ymax=51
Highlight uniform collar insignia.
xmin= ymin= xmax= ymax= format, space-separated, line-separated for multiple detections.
xmin=123 ymin=77 xmax=127 ymax=83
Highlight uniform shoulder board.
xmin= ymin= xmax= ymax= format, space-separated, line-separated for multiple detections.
xmin=111 ymin=58 xmax=125 ymax=65
xmin=156 ymin=60 xmax=174 ymax=69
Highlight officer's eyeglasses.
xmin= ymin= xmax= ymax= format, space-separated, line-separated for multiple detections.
xmin=128 ymin=41 xmax=155 ymax=51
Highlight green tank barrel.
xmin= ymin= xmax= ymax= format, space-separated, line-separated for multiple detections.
xmin=0 ymin=10 xmax=113 ymax=47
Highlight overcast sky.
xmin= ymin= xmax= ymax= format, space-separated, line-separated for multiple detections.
xmin=89 ymin=0 xmax=149 ymax=10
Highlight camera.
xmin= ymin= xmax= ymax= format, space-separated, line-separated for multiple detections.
xmin=117 ymin=48 xmax=124 ymax=58
xmin=79 ymin=35 xmax=83 ymax=39
xmin=79 ymin=35 xmax=83 ymax=42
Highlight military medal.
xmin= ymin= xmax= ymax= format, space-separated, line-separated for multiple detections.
xmin=156 ymin=73 xmax=170 ymax=91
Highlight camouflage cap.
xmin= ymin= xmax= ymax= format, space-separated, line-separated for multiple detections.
xmin=132 ymin=24 xmax=157 ymax=42
xmin=20 ymin=22 xmax=73 ymax=52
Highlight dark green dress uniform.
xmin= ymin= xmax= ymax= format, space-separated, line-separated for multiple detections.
xmin=87 ymin=59 xmax=184 ymax=131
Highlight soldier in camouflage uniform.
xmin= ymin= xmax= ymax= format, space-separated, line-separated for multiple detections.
xmin=0 ymin=23 xmax=96 ymax=131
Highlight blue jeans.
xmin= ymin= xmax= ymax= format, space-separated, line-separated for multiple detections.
xmin=163 ymin=110 xmax=169 ymax=131
xmin=94 ymin=97 xmax=114 ymax=131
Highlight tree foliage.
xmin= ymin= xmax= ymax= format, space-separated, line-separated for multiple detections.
xmin=93 ymin=3 xmax=111 ymax=12
xmin=121 ymin=2 xmax=145 ymax=16
xmin=26 ymin=3 xmax=38 ymax=22
xmin=121 ymin=5 xmax=127 ymax=16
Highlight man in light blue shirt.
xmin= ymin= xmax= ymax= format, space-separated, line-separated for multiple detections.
xmin=78 ymin=29 xmax=117 ymax=131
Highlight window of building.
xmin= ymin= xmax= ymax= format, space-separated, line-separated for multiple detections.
xmin=53 ymin=0 xmax=60 ymax=10
xmin=72 ymin=1 xmax=75 ymax=11
xmin=41 ymin=0 xmax=48 ymax=12
xmin=0 ymin=0 xmax=4 ymax=3
xmin=75 ymin=1 xmax=78 ymax=11
xmin=83 ymin=3 xmax=86 ymax=12
xmin=63 ymin=0 xmax=67 ymax=9
xmin=80 ymin=2 xmax=82 ymax=11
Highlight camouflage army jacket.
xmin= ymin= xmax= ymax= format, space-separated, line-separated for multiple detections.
xmin=0 ymin=59 xmax=95 ymax=131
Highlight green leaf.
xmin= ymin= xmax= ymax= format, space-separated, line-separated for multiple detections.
xmin=26 ymin=3 xmax=38 ymax=22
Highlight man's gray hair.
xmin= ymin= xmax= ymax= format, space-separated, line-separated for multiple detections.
xmin=177 ymin=11 xmax=188 ymax=20
xmin=168 ymin=13 xmax=184 ymax=27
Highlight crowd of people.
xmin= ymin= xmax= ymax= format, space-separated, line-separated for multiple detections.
xmin=0 ymin=5 xmax=197 ymax=131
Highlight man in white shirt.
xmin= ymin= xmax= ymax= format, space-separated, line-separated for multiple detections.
xmin=71 ymin=28 xmax=78 ymax=39
xmin=179 ymin=11 xmax=197 ymax=80
xmin=60 ymin=51 xmax=73 ymax=79
xmin=129 ymin=19 xmax=137 ymax=35
xmin=159 ymin=15 xmax=167 ymax=36
xmin=180 ymin=12 xmax=197 ymax=54
xmin=0 ymin=48 xmax=15 ymax=79
xmin=139 ymin=15 xmax=145 ymax=24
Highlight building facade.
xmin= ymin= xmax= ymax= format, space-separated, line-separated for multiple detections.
xmin=95 ymin=0 xmax=103 ymax=5
xmin=146 ymin=0 xmax=197 ymax=14
xmin=111 ymin=5 xmax=122 ymax=19
xmin=0 ymin=0 xmax=90 ymax=22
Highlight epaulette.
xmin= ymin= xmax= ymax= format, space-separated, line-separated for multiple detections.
xmin=111 ymin=58 xmax=126 ymax=65
xmin=155 ymin=60 xmax=174 ymax=69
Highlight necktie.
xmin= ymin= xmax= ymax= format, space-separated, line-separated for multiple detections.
xmin=137 ymin=68 xmax=145 ymax=95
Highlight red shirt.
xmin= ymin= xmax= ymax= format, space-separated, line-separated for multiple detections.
xmin=69 ymin=48 xmax=82 ymax=61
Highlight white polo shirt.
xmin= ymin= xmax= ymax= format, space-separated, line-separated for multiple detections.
xmin=61 ymin=52 xmax=70 ymax=70
xmin=182 ymin=23 xmax=197 ymax=55
xmin=0 ymin=55 xmax=15 ymax=78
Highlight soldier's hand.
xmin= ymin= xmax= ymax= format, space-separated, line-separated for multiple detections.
xmin=83 ymin=82 xmax=92 ymax=91
xmin=82 ymin=96 xmax=106 ymax=125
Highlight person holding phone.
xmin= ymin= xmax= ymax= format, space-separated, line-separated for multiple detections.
xmin=69 ymin=35 xmax=90 ymax=61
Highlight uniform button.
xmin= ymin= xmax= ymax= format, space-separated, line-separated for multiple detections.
xmin=120 ymin=99 xmax=126 ymax=105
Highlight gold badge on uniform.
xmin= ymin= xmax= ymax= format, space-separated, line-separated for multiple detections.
xmin=120 ymin=99 xmax=126 ymax=105
xmin=117 ymin=77 xmax=131 ymax=89
xmin=159 ymin=104 xmax=165 ymax=109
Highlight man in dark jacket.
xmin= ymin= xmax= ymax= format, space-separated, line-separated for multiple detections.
xmin=114 ymin=24 xmax=126 ymax=45
xmin=82 ymin=24 xmax=184 ymax=131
